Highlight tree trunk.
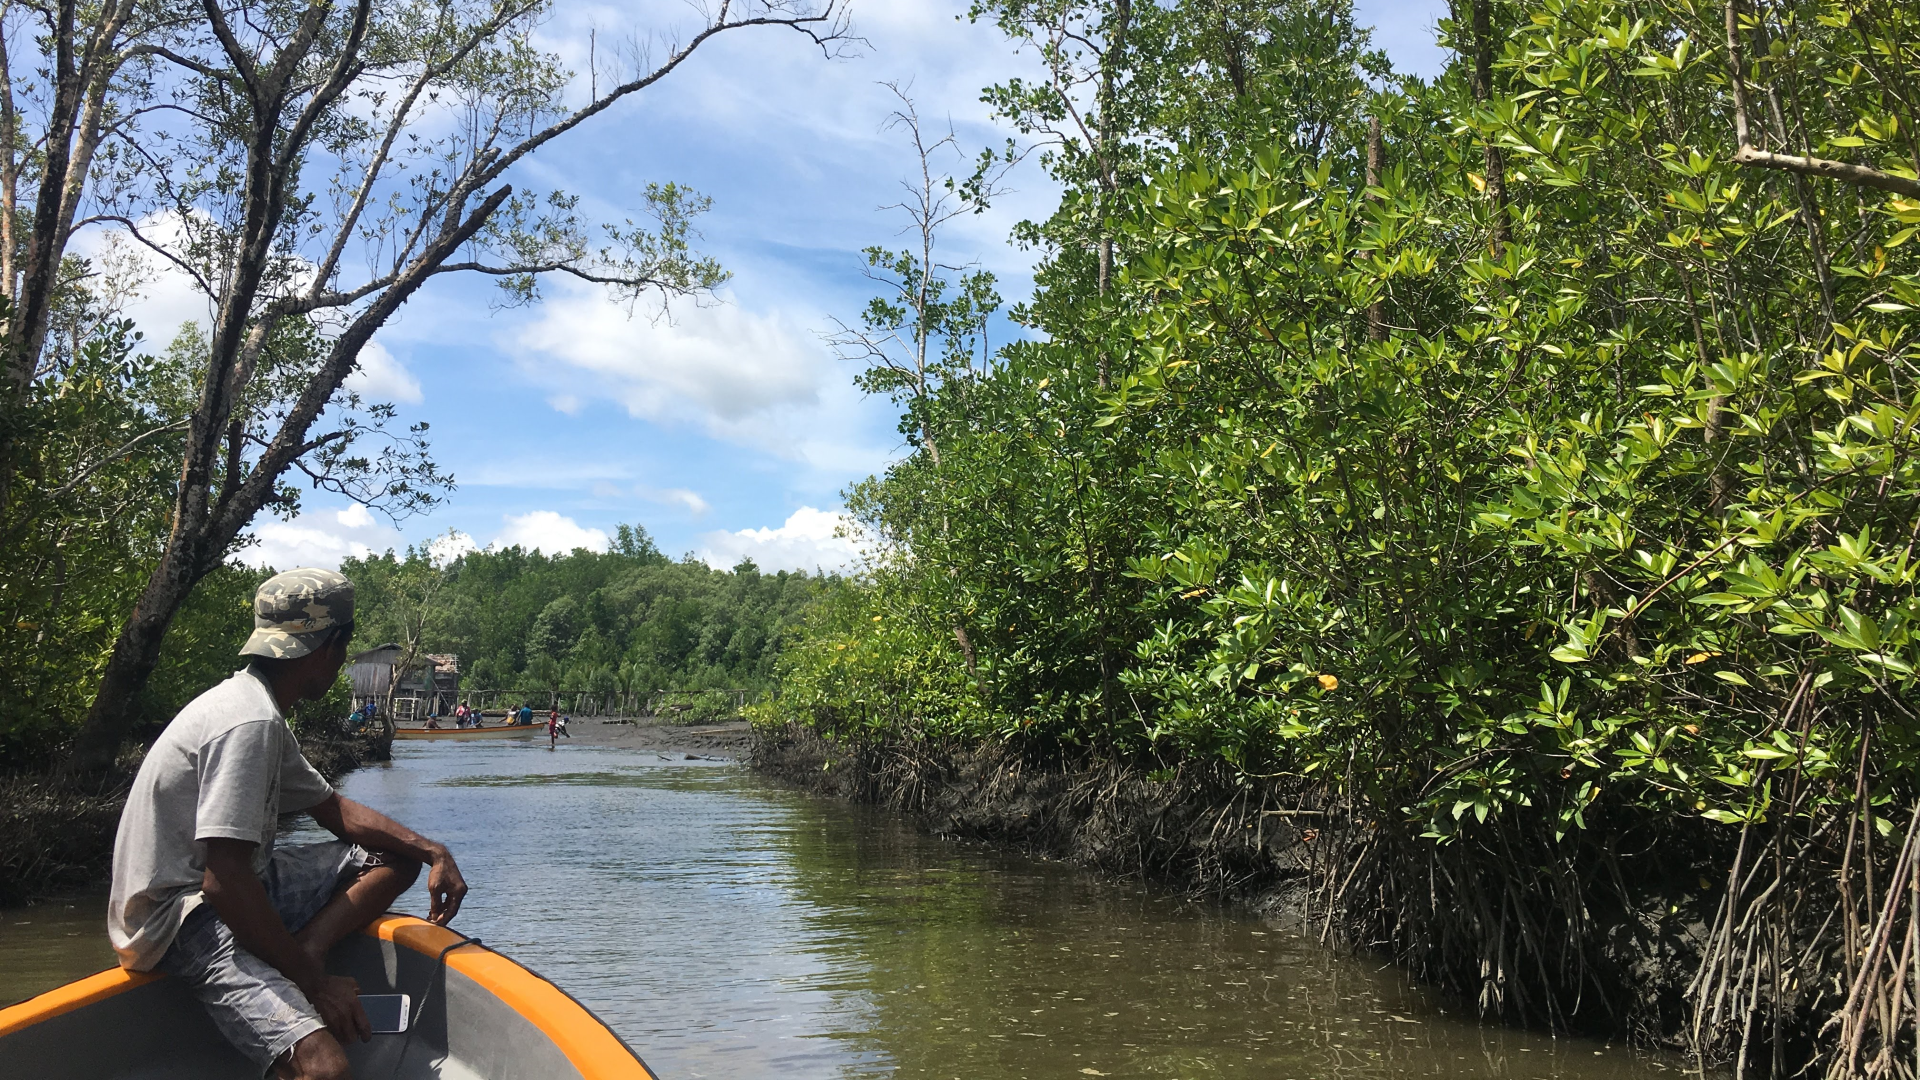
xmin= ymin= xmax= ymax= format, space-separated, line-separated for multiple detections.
xmin=0 ymin=0 xmax=136 ymax=516
xmin=63 ymin=179 xmax=505 ymax=771
xmin=63 ymin=537 xmax=212 ymax=772
xmin=1093 ymin=0 xmax=1132 ymax=390
xmin=1366 ymin=116 xmax=1388 ymax=343
xmin=0 ymin=0 xmax=80 ymax=516
xmin=58 ymin=0 xmax=781 ymax=769
xmin=1469 ymin=0 xmax=1510 ymax=255
xmin=1 ymin=21 xmax=19 ymax=303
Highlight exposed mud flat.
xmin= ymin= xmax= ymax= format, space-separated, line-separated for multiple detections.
xmin=568 ymin=716 xmax=754 ymax=757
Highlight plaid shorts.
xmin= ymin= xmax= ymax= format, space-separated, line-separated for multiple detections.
xmin=158 ymin=840 xmax=375 ymax=1072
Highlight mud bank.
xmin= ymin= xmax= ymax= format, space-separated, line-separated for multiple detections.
xmin=0 ymin=730 xmax=388 ymax=906
xmin=752 ymin=725 xmax=1798 ymax=1067
xmin=572 ymin=717 xmax=755 ymax=757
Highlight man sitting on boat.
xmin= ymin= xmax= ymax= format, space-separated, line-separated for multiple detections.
xmin=107 ymin=568 xmax=470 ymax=1080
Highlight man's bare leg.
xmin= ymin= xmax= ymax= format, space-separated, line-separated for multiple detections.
xmin=276 ymin=1029 xmax=352 ymax=1080
xmin=294 ymin=858 xmax=421 ymax=966
xmin=271 ymin=864 xmax=416 ymax=1080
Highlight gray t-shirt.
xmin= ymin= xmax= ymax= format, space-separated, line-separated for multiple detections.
xmin=107 ymin=666 xmax=334 ymax=970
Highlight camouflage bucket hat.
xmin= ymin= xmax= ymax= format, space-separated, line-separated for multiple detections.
xmin=240 ymin=568 xmax=355 ymax=659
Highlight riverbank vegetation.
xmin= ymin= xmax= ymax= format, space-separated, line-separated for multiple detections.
xmin=344 ymin=532 xmax=830 ymax=708
xmin=769 ymin=0 xmax=1920 ymax=1073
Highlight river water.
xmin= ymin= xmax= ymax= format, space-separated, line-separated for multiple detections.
xmin=2 ymin=736 xmax=1694 ymax=1079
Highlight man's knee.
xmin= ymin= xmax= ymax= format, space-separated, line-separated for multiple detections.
xmin=277 ymin=1029 xmax=350 ymax=1080
xmin=372 ymin=854 xmax=421 ymax=891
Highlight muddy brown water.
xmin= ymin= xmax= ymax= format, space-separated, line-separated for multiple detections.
xmin=1 ymin=735 xmax=1697 ymax=1079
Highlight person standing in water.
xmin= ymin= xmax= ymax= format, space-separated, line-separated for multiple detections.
xmin=547 ymin=709 xmax=560 ymax=749
xmin=108 ymin=568 xmax=469 ymax=1080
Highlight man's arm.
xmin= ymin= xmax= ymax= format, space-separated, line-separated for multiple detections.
xmin=307 ymin=793 xmax=468 ymax=925
xmin=202 ymin=839 xmax=370 ymax=1043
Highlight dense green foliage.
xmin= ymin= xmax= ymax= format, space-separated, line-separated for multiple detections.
xmin=344 ymin=528 xmax=831 ymax=702
xmin=778 ymin=0 xmax=1920 ymax=1063
xmin=0 ymin=292 xmax=280 ymax=770
xmin=792 ymin=0 xmax=1919 ymax=857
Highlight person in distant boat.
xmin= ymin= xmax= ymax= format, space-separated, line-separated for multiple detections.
xmin=108 ymin=568 xmax=469 ymax=1080
xmin=518 ymin=703 xmax=534 ymax=726
xmin=425 ymin=716 xmax=441 ymax=730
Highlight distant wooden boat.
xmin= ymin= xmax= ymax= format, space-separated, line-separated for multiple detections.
xmin=0 ymin=914 xmax=655 ymax=1079
xmin=392 ymin=722 xmax=543 ymax=740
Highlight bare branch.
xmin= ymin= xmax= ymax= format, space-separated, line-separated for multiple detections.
xmin=476 ymin=3 xmax=854 ymax=190
xmin=1722 ymin=0 xmax=1920 ymax=199
xmin=40 ymin=418 xmax=190 ymax=502
xmin=197 ymin=0 xmax=260 ymax=97
xmin=89 ymin=213 xmax=217 ymax=297
xmin=125 ymin=41 xmax=233 ymax=82
xmin=433 ymin=260 xmax=670 ymax=288
xmin=275 ymin=0 xmax=373 ymax=173
xmin=1732 ymin=145 xmax=1920 ymax=199
xmin=309 ymin=1 xmax=544 ymax=290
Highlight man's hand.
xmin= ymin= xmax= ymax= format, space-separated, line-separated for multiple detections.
xmin=309 ymin=794 xmax=472 ymax=925
xmin=426 ymin=848 xmax=468 ymax=926
xmin=303 ymin=973 xmax=371 ymax=1044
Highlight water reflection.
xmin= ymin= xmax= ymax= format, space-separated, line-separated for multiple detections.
xmin=0 ymin=894 xmax=114 ymax=1005
xmin=5 ymin=741 xmax=1692 ymax=1079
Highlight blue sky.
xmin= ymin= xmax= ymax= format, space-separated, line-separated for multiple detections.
xmin=160 ymin=0 xmax=1450 ymax=573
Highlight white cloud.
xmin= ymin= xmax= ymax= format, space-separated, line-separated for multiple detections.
xmin=335 ymin=503 xmax=375 ymax=528
xmin=698 ymin=506 xmax=860 ymax=574
xmin=428 ymin=530 xmax=479 ymax=564
xmin=242 ymin=522 xmax=375 ymax=570
xmin=640 ymin=486 xmax=710 ymax=516
xmin=344 ymin=341 xmax=424 ymax=405
xmin=66 ymin=216 xmax=213 ymax=352
xmin=465 ymin=458 xmax=635 ymax=489
xmin=589 ymin=482 xmax=711 ymax=516
xmin=492 ymin=510 xmax=610 ymax=555
xmin=240 ymin=507 xmax=487 ymax=572
xmin=510 ymin=283 xmax=824 ymax=429
xmin=239 ymin=501 xmax=407 ymax=571
xmin=72 ymin=217 xmax=427 ymax=409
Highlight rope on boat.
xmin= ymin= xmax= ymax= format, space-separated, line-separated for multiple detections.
xmin=390 ymin=926 xmax=486 ymax=1079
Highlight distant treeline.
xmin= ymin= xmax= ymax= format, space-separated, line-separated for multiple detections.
xmin=344 ymin=525 xmax=834 ymax=703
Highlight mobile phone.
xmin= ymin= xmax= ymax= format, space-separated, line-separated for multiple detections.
xmin=359 ymin=993 xmax=411 ymax=1034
